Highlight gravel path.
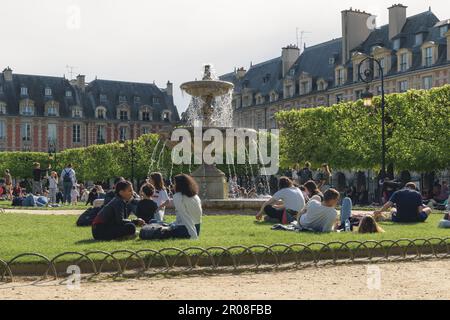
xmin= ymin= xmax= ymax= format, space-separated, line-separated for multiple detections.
xmin=1 ymin=260 xmax=448 ymax=300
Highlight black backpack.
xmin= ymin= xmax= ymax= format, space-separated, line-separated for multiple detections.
xmin=63 ymin=169 xmax=72 ymax=183
xmin=76 ymin=207 xmax=101 ymax=227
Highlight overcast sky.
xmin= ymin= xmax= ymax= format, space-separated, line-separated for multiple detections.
xmin=1 ymin=0 xmax=448 ymax=113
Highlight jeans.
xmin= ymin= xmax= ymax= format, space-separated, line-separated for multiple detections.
xmin=92 ymin=223 xmax=136 ymax=241
xmin=49 ymin=188 xmax=57 ymax=204
xmin=63 ymin=181 xmax=73 ymax=204
xmin=340 ymin=197 xmax=352 ymax=226
xmin=166 ymin=224 xmax=201 ymax=239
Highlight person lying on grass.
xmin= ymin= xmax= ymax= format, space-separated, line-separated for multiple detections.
xmin=297 ymin=188 xmax=340 ymax=233
xmin=374 ymin=182 xmax=432 ymax=223
xmin=92 ymin=180 xmax=145 ymax=241
xmin=256 ymin=177 xmax=305 ymax=224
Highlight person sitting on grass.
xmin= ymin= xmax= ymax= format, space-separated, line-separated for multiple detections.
xmin=297 ymin=188 xmax=340 ymax=233
xmin=358 ymin=216 xmax=385 ymax=234
xmin=164 ymin=174 xmax=203 ymax=240
xmin=136 ymin=183 xmax=158 ymax=224
xmin=256 ymin=177 xmax=305 ymax=224
xmin=92 ymin=180 xmax=145 ymax=241
xmin=374 ymin=182 xmax=432 ymax=223
xmin=303 ymin=180 xmax=324 ymax=202
xmin=86 ymin=187 xmax=99 ymax=206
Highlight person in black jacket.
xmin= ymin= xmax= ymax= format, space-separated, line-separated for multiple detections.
xmin=92 ymin=181 xmax=145 ymax=241
xmin=86 ymin=187 xmax=98 ymax=206
xmin=136 ymin=183 xmax=158 ymax=223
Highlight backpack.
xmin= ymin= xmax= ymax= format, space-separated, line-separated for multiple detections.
xmin=139 ymin=223 xmax=171 ymax=240
xmin=76 ymin=207 xmax=102 ymax=227
xmin=63 ymin=169 xmax=72 ymax=183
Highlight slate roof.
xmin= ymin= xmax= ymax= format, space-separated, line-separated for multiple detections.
xmin=222 ymin=9 xmax=449 ymax=100
xmin=0 ymin=73 xmax=179 ymax=121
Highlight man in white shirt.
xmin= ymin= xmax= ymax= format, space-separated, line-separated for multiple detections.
xmin=256 ymin=177 xmax=305 ymax=224
xmin=298 ymin=188 xmax=340 ymax=232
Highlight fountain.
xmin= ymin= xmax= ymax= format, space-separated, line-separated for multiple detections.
xmin=177 ymin=65 xmax=271 ymax=213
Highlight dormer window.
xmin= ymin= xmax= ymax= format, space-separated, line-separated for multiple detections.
xmin=329 ymin=57 xmax=335 ymax=65
xmin=399 ymin=52 xmax=409 ymax=71
xmin=393 ymin=39 xmax=401 ymax=50
xmin=424 ymin=47 xmax=433 ymax=67
xmin=119 ymin=110 xmax=129 ymax=120
xmin=140 ymin=107 xmax=153 ymax=121
xmin=440 ymin=25 xmax=449 ymax=37
xmin=47 ymin=106 xmax=58 ymax=116
xmin=65 ymin=90 xmax=72 ymax=97
xmin=0 ymin=102 xmax=6 ymax=115
xmin=162 ymin=111 xmax=170 ymax=121
xmin=152 ymin=97 xmax=160 ymax=104
xmin=20 ymin=87 xmax=28 ymax=96
xmin=20 ymin=100 xmax=35 ymax=116
xmin=96 ymin=107 xmax=106 ymax=119
xmin=119 ymin=95 xmax=127 ymax=103
xmin=100 ymin=94 xmax=107 ymax=102
xmin=134 ymin=96 xmax=141 ymax=103
xmin=72 ymin=107 xmax=82 ymax=118
xmin=45 ymin=88 xmax=52 ymax=96
xmin=415 ymin=34 xmax=423 ymax=46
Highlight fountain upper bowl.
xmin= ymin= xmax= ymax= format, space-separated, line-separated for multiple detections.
xmin=180 ymin=80 xmax=234 ymax=97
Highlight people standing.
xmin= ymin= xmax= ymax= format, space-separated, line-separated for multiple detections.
xmin=299 ymin=162 xmax=313 ymax=185
xmin=32 ymin=162 xmax=50 ymax=195
xmin=317 ymin=163 xmax=332 ymax=192
xmin=47 ymin=171 xmax=59 ymax=205
xmin=4 ymin=169 xmax=13 ymax=200
xmin=61 ymin=164 xmax=76 ymax=205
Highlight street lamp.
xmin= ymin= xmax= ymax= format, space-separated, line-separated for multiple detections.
xmin=358 ymin=56 xmax=386 ymax=180
xmin=48 ymin=139 xmax=57 ymax=163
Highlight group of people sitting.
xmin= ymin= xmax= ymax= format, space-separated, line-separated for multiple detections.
xmin=90 ymin=172 xmax=203 ymax=241
xmin=256 ymin=177 xmax=447 ymax=233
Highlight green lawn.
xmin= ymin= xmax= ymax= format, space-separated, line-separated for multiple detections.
xmin=0 ymin=213 xmax=448 ymax=263
xmin=0 ymin=200 xmax=87 ymax=210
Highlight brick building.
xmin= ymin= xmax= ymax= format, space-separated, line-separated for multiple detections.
xmin=220 ymin=5 xmax=450 ymax=129
xmin=0 ymin=71 xmax=179 ymax=152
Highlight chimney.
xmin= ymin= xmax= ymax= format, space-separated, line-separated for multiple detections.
xmin=388 ymin=4 xmax=407 ymax=40
xmin=341 ymin=8 xmax=372 ymax=63
xmin=2 ymin=66 xmax=13 ymax=81
xmin=281 ymin=44 xmax=300 ymax=77
xmin=76 ymin=74 xmax=85 ymax=91
xmin=166 ymin=81 xmax=173 ymax=96
xmin=236 ymin=67 xmax=247 ymax=79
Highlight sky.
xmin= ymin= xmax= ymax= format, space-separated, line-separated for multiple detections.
xmin=1 ymin=0 xmax=449 ymax=113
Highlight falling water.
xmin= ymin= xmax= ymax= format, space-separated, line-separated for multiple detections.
xmin=147 ymin=139 xmax=161 ymax=177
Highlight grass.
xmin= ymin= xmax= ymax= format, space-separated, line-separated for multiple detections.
xmin=0 ymin=212 xmax=448 ymax=263
xmin=0 ymin=200 xmax=87 ymax=210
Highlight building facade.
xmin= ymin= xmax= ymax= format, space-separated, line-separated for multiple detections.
xmin=221 ymin=5 xmax=450 ymax=129
xmin=0 ymin=71 xmax=179 ymax=152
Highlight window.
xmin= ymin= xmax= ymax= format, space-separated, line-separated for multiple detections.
xmin=47 ymin=105 xmax=58 ymax=116
xmin=355 ymin=90 xmax=363 ymax=99
xmin=45 ymin=88 xmax=52 ymax=96
xmin=47 ymin=124 xmax=57 ymax=142
xmin=270 ymin=93 xmax=277 ymax=102
xmin=400 ymin=53 xmax=408 ymax=71
xmin=72 ymin=107 xmax=82 ymax=118
xmin=301 ymin=81 xmax=309 ymax=95
xmin=119 ymin=95 xmax=127 ymax=103
xmin=100 ymin=94 xmax=107 ymax=102
xmin=72 ymin=124 xmax=81 ymax=143
xmin=20 ymin=87 xmax=28 ymax=95
xmin=440 ymin=25 xmax=449 ymax=38
xmin=415 ymin=34 xmax=423 ymax=46
xmin=425 ymin=47 xmax=433 ymax=67
xmin=393 ymin=39 xmax=400 ymax=50
xmin=142 ymin=127 xmax=150 ymax=135
xmin=0 ymin=103 xmax=6 ymax=115
xmin=96 ymin=107 xmax=106 ymax=119
xmin=134 ymin=96 xmax=140 ymax=103
xmin=152 ymin=97 xmax=160 ymax=104
xmin=97 ymin=126 xmax=105 ymax=144
xmin=162 ymin=111 xmax=170 ymax=121
xmin=336 ymin=94 xmax=343 ymax=103
xmin=0 ymin=120 xmax=5 ymax=140
xmin=119 ymin=127 xmax=127 ymax=141
xmin=243 ymin=96 xmax=249 ymax=107
xmin=21 ymin=104 xmax=34 ymax=116
xmin=21 ymin=123 xmax=31 ymax=141
xmin=255 ymin=112 xmax=264 ymax=129
xmin=119 ymin=110 xmax=128 ymax=120
xmin=142 ymin=110 xmax=152 ymax=121
xmin=329 ymin=57 xmax=335 ymax=65
xmin=422 ymin=76 xmax=433 ymax=90
xmin=399 ymin=80 xmax=408 ymax=93
xmin=65 ymin=90 xmax=72 ymax=97
xmin=337 ymin=69 xmax=345 ymax=86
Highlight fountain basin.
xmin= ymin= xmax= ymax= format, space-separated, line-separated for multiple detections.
xmin=181 ymin=80 xmax=234 ymax=97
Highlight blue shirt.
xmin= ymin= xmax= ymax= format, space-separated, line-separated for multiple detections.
xmin=390 ymin=189 xmax=423 ymax=222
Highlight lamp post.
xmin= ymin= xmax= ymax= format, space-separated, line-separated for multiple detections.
xmin=128 ymin=119 xmax=135 ymax=187
xmin=48 ymin=138 xmax=57 ymax=165
xmin=358 ymin=56 xmax=386 ymax=180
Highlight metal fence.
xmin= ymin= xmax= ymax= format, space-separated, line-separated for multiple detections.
xmin=1 ymin=237 xmax=449 ymax=283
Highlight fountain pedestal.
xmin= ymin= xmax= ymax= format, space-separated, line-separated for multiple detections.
xmin=190 ymin=164 xmax=228 ymax=200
